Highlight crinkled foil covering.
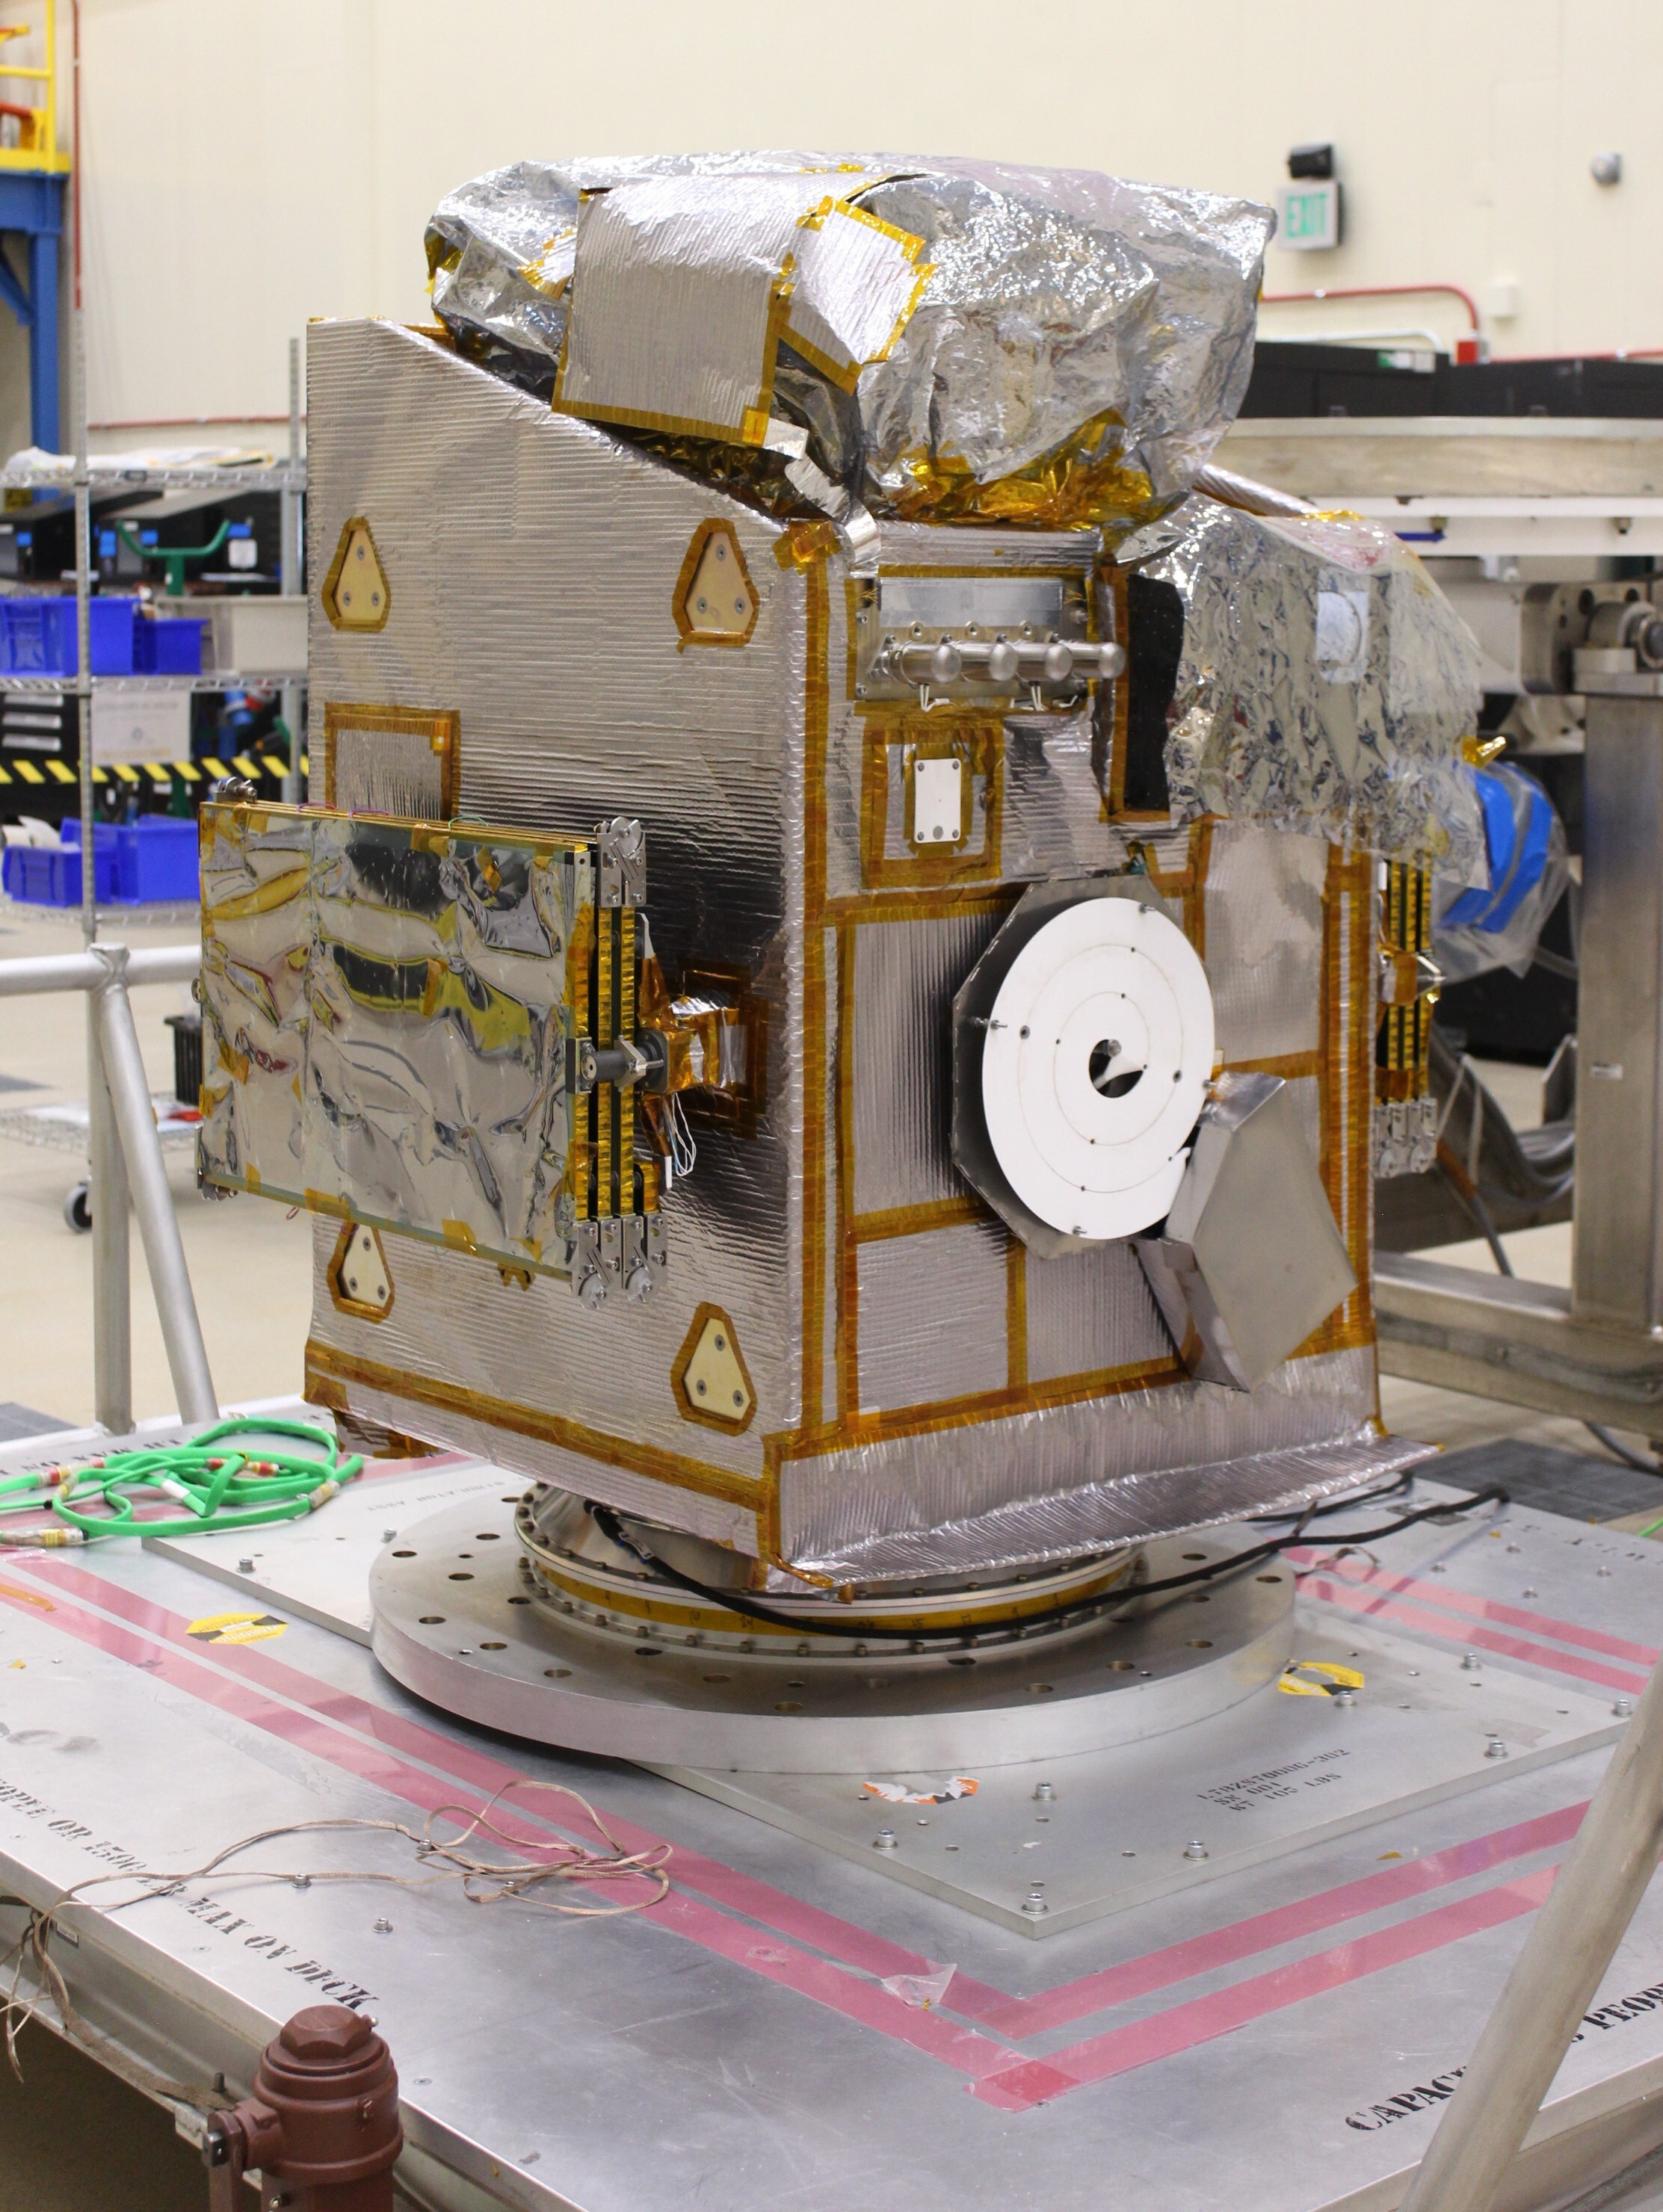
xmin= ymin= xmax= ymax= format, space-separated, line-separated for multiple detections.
xmin=426 ymin=152 xmax=1272 ymax=537
xmin=1129 ymin=499 xmax=1484 ymax=872
xmin=782 ymin=1418 xmax=1437 ymax=1584
xmin=297 ymin=321 xmax=1392 ymax=1583
xmin=198 ymin=803 xmax=577 ymax=1271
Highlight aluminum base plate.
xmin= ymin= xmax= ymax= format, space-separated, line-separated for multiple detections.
xmin=368 ymin=1501 xmax=1296 ymax=1774
xmin=665 ymin=1616 xmax=1618 ymax=1936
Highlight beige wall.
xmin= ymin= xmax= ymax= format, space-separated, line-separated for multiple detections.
xmin=21 ymin=0 xmax=1663 ymax=442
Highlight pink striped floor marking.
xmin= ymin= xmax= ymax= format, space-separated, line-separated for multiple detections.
xmin=0 ymin=1575 xmax=1026 ymax=2086
xmin=22 ymin=1560 xmax=1592 ymax=2037
xmin=973 ymin=1867 xmax=1559 ymax=2110
xmin=954 ymin=1802 xmax=1582 ymax=2038
xmin=1292 ymin=1551 xmax=1659 ymax=1669
xmin=1303 ymin=1575 xmax=1650 ymax=1697
xmin=3 ymin=1560 xmax=1596 ymax=2095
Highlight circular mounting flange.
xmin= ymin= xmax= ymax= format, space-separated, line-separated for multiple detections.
xmin=980 ymin=897 xmax=1213 ymax=1241
xmin=370 ymin=1498 xmax=1295 ymax=1775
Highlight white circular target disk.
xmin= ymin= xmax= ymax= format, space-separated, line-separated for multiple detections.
xmin=981 ymin=898 xmax=1214 ymax=1241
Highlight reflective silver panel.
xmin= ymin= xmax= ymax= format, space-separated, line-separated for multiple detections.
xmin=200 ymin=802 xmax=582 ymax=1276
xmin=1133 ymin=498 xmax=1485 ymax=874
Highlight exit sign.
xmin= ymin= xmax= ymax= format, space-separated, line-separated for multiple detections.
xmin=1279 ymin=179 xmax=1342 ymax=250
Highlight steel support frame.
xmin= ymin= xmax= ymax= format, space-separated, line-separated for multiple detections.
xmin=1377 ymin=682 xmax=1663 ymax=1438
xmin=0 ymin=167 xmax=63 ymax=452
xmin=0 ymin=943 xmax=215 ymax=1429
xmin=1401 ymin=1641 xmax=1663 ymax=2212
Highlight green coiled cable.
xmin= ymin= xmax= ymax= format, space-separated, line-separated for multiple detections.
xmin=0 ymin=1417 xmax=363 ymax=1546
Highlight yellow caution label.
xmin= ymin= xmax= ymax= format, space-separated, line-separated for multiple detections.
xmin=187 ymin=1610 xmax=287 ymax=1646
xmin=13 ymin=758 xmax=43 ymax=783
xmin=172 ymin=759 xmax=201 ymax=782
xmin=45 ymin=758 xmax=75 ymax=783
xmin=0 ymin=763 xmax=10 ymax=784
xmin=90 ymin=765 xmax=107 ymax=782
xmin=260 ymin=756 xmax=287 ymax=778
xmin=1280 ymin=1659 xmax=1366 ymax=1699
xmin=112 ymin=762 xmax=140 ymax=785
xmin=143 ymin=761 xmax=171 ymax=785
xmin=231 ymin=754 xmax=261 ymax=779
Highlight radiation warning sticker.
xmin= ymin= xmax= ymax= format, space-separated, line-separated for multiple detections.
xmin=186 ymin=1611 xmax=287 ymax=1646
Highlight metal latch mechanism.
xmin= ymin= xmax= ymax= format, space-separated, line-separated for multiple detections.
xmin=561 ymin=818 xmax=753 ymax=1310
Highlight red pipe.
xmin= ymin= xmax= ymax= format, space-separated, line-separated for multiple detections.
xmin=1262 ymin=282 xmax=1482 ymax=333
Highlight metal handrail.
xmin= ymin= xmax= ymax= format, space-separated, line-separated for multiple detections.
xmin=0 ymin=940 xmax=216 ymax=1430
xmin=1400 ymin=1658 xmax=1663 ymax=2211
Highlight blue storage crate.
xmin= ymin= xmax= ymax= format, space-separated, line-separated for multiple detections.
xmin=135 ymin=614 xmax=204 ymax=676
xmin=61 ymin=813 xmax=200 ymax=903
xmin=111 ymin=815 xmax=199 ymax=903
xmin=0 ymin=595 xmax=138 ymax=675
xmin=2 ymin=833 xmax=117 ymax=906
xmin=0 ymin=596 xmax=73 ymax=673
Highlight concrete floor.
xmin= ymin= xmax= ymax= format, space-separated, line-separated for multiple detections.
xmin=0 ymin=903 xmax=1655 ymax=2206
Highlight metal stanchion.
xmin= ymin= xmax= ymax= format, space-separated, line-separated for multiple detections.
xmin=89 ymin=949 xmax=217 ymax=1425
xmin=281 ymin=333 xmax=303 ymax=806
xmin=67 ymin=298 xmax=135 ymax=1427
xmin=0 ymin=946 xmax=211 ymax=1436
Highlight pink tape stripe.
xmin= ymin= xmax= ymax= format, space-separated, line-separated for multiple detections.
xmin=955 ymin=1800 xmax=1585 ymax=2038
xmin=17 ymin=1558 xmax=953 ymax=1995
xmin=1306 ymin=1575 xmax=1649 ymax=1696
xmin=973 ymin=1867 xmax=1558 ymax=2111
xmin=0 ymin=1576 xmax=1023 ymax=2084
xmin=1292 ymin=1551 xmax=1659 ymax=1669
xmin=16 ymin=1560 xmax=1596 ymax=2045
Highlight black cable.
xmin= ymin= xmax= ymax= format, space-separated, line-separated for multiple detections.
xmin=1247 ymin=1471 xmax=1413 ymax=1524
xmin=587 ymin=1483 xmax=1510 ymax=1648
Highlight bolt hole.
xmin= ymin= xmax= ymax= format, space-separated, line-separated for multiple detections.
xmin=448 ymin=1572 xmax=474 ymax=1582
xmin=544 ymin=1666 xmax=572 ymax=1679
xmin=392 ymin=1549 xmax=416 ymax=1558
xmin=1088 ymin=1039 xmax=1142 ymax=1097
xmin=418 ymin=1615 xmax=445 ymax=1625
xmin=481 ymin=1641 xmax=507 ymax=1651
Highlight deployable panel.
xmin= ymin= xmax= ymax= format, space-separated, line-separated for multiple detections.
xmin=197 ymin=800 xmax=661 ymax=1303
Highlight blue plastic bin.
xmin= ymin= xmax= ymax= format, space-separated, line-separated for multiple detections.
xmin=1 ymin=834 xmax=117 ymax=906
xmin=60 ymin=814 xmax=200 ymax=903
xmin=111 ymin=815 xmax=199 ymax=902
xmin=135 ymin=615 xmax=204 ymax=676
xmin=0 ymin=596 xmax=138 ymax=675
